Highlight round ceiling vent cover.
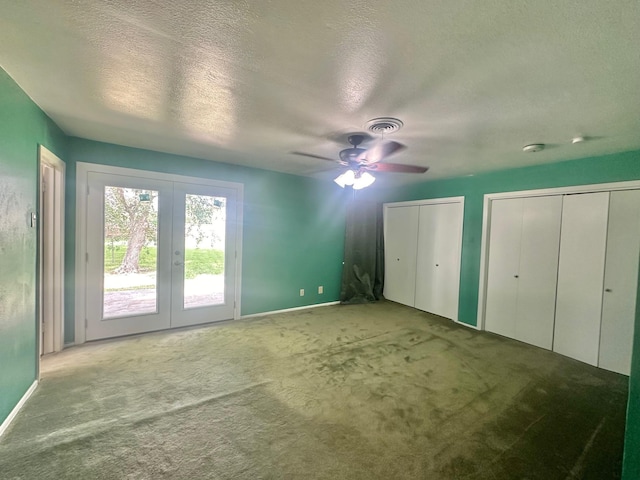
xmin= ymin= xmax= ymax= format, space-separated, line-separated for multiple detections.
xmin=365 ymin=117 xmax=404 ymax=135
xmin=522 ymin=143 xmax=545 ymax=153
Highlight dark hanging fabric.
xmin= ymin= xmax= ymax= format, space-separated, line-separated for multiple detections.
xmin=339 ymin=195 xmax=385 ymax=304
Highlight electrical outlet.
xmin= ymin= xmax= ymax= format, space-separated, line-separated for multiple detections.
xmin=299 ymin=288 xmax=305 ymax=296
xmin=318 ymin=286 xmax=323 ymax=294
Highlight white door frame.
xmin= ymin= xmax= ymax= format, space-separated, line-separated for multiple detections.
xmin=74 ymin=162 xmax=244 ymax=345
xmin=477 ymin=179 xmax=640 ymax=331
xmin=39 ymin=145 xmax=65 ymax=355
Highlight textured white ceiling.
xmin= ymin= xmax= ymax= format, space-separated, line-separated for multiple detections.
xmin=1 ymin=1 xmax=639 ymax=186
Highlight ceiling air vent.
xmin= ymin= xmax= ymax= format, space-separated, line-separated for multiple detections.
xmin=365 ymin=117 xmax=404 ymax=135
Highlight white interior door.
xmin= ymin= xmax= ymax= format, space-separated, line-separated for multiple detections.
xmin=599 ymin=189 xmax=640 ymax=375
xmin=484 ymin=198 xmax=523 ymax=339
xmin=384 ymin=206 xmax=419 ymax=307
xmin=40 ymin=163 xmax=55 ymax=354
xmin=85 ymin=173 xmax=238 ymax=340
xmin=554 ymin=192 xmax=610 ymax=366
xmin=514 ymin=196 xmax=562 ymax=349
xmin=39 ymin=147 xmax=65 ymax=356
xmin=414 ymin=202 xmax=463 ymax=320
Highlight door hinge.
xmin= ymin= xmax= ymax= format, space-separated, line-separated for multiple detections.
xmin=86 ymin=252 xmax=89 ymax=262
xmin=87 ymin=184 xmax=90 ymax=195
xmin=85 ymin=318 xmax=88 ymax=327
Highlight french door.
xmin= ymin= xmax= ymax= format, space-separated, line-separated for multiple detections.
xmin=84 ymin=170 xmax=239 ymax=341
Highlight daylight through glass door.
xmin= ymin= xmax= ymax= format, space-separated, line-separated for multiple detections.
xmin=182 ymin=194 xmax=226 ymax=309
xmin=103 ymin=186 xmax=159 ymax=319
xmin=84 ymin=169 xmax=239 ymax=341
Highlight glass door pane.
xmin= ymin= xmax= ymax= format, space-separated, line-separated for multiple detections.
xmin=171 ymin=182 xmax=237 ymax=328
xmin=85 ymin=172 xmax=172 ymax=341
xmin=103 ymin=186 xmax=159 ymax=318
xmin=183 ymin=194 xmax=226 ymax=309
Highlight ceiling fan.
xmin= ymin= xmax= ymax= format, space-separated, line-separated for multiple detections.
xmin=292 ymin=134 xmax=429 ymax=189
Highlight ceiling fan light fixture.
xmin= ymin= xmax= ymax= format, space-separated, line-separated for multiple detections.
xmin=353 ymin=171 xmax=376 ymax=190
xmin=334 ymin=169 xmax=356 ymax=188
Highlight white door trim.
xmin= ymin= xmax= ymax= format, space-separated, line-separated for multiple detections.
xmin=38 ymin=145 xmax=65 ymax=355
xmin=477 ymin=179 xmax=640 ymax=330
xmin=385 ymin=196 xmax=465 ymax=208
xmin=74 ymin=162 xmax=244 ymax=344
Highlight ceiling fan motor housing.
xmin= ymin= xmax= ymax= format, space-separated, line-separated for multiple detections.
xmin=339 ymin=135 xmax=367 ymax=164
xmin=339 ymin=147 xmax=366 ymax=163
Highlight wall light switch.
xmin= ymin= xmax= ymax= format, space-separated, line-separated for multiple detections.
xmin=318 ymin=286 xmax=323 ymax=294
xmin=299 ymin=289 xmax=305 ymax=296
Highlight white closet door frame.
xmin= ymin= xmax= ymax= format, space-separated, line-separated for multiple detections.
xmin=384 ymin=196 xmax=464 ymax=322
xmin=75 ymin=162 xmax=244 ymax=345
xmin=477 ymin=179 xmax=640 ymax=331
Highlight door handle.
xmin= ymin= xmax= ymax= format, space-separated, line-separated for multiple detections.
xmin=514 ymin=275 xmax=519 ymax=278
xmin=605 ymin=288 xmax=612 ymax=292
xmin=174 ymin=261 xmax=184 ymax=266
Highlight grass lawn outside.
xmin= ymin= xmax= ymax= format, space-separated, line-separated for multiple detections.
xmin=104 ymin=245 xmax=224 ymax=279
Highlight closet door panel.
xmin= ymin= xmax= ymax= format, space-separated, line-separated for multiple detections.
xmin=384 ymin=206 xmax=419 ymax=306
xmin=554 ymin=192 xmax=609 ymax=366
xmin=415 ymin=202 xmax=463 ymax=320
xmin=414 ymin=205 xmax=438 ymax=313
xmin=514 ymin=196 xmax=563 ymax=349
xmin=433 ymin=202 xmax=463 ymax=320
xmin=484 ymin=198 xmax=523 ymax=339
xmin=599 ymin=189 xmax=640 ymax=375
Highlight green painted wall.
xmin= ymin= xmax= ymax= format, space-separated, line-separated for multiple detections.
xmin=64 ymin=138 xmax=348 ymax=343
xmin=622 ymin=254 xmax=640 ymax=478
xmin=0 ymin=68 xmax=67 ymax=426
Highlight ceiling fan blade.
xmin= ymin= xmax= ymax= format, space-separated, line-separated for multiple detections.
xmin=290 ymin=151 xmax=341 ymax=163
xmin=358 ymin=141 xmax=406 ymax=164
xmin=366 ymin=163 xmax=429 ymax=174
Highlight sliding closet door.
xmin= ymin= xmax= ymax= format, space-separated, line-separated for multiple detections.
xmin=484 ymin=198 xmax=523 ymax=339
xmin=414 ymin=202 xmax=463 ymax=320
xmin=514 ymin=196 xmax=562 ymax=349
xmin=599 ymin=189 xmax=640 ymax=375
xmin=384 ymin=206 xmax=419 ymax=306
xmin=484 ymin=196 xmax=562 ymax=348
xmin=554 ymin=192 xmax=609 ymax=366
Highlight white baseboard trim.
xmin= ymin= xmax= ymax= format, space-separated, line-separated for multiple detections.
xmin=0 ymin=380 xmax=38 ymax=438
xmin=455 ymin=320 xmax=481 ymax=331
xmin=240 ymin=301 xmax=341 ymax=319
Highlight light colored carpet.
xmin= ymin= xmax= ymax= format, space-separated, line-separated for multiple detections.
xmin=0 ymin=302 xmax=628 ymax=479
